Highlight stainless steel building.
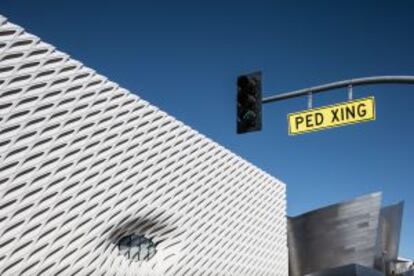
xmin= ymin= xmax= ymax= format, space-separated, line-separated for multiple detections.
xmin=288 ymin=193 xmax=404 ymax=276
xmin=0 ymin=15 xmax=288 ymax=275
xmin=307 ymin=264 xmax=384 ymax=276
xmin=376 ymin=201 xmax=404 ymax=271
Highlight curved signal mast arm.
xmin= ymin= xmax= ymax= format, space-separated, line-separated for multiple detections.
xmin=262 ymin=76 xmax=414 ymax=104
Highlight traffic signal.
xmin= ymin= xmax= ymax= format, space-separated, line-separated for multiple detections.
xmin=237 ymin=72 xmax=262 ymax=134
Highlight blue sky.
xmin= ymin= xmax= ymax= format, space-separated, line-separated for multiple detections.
xmin=1 ymin=1 xmax=413 ymax=258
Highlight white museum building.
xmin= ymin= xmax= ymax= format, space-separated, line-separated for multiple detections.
xmin=0 ymin=15 xmax=288 ymax=275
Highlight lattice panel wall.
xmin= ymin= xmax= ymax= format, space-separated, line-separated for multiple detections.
xmin=0 ymin=15 xmax=288 ymax=276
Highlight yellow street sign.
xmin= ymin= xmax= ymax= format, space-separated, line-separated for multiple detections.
xmin=288 ymin=97 xmax=375 ymax=135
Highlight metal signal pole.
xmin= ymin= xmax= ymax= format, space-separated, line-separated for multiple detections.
xmin=262 ymin=76 xmax=414 ymax=104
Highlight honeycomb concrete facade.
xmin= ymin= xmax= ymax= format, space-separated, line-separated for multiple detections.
xmin=0 ymin=16 xmax=288 ymax=275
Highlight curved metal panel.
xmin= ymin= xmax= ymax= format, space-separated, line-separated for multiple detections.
xmin=375 ymin=201 xmax=404 ymax=273
xmin=288 ymin=193 xmax=382 ymax=276
xmin=306 ymin=264 xmax=384 ymax=276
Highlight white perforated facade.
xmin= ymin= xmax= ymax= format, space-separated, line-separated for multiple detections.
xmin=0 ymin=15 xmax=288 ymax=276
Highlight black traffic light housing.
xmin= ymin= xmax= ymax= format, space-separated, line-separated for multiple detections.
xmin=237 ymin=72 xmax=262 ymax=134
